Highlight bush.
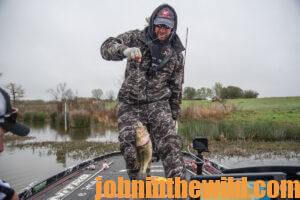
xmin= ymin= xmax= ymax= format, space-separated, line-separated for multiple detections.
xmin=93 ymin=106 xmax=117 ymax=128
xmin=22 ymin=112 xmax=46 ymax=123
xmin=32 ymin=112 xmax=46 ymax=123
xmin=221 ymin=86 xmax=243 ymax=99
xmin=243 ymin=90 xmax=259 ymax=98
xmin=50 ymin=112 xmax=57 ymax=124
xmin=69 ymin=110 xmax=91 ymax=128
xmin=183 ymin=87 xmax=197 ymax=100
xmin=23 ymin=112 xmax=32 ymax=122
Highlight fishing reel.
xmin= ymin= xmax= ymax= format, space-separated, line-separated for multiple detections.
xmin=192 ymin=138 xmax=209 ymax=175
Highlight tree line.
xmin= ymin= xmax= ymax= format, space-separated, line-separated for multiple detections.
xmin=1 ymin=73 xmax=115 ymax=104
xmin=183 ymin=82 xmax=259 ymax=100
xmin=1 ymin=72 xmax=257 ymax=103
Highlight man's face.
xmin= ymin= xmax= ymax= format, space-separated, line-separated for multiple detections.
xmin=154 ymin=24 xmax=172 ymax=41
xmin=0 ymin=127 xmax=4 ymax=153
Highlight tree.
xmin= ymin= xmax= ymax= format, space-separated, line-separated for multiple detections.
xmin=106 ymin=90 xmax=115 ymax=101
xmin=243 ymin=90 xmax=259 ymax=98
xmin=196 ymin=87 xmax=213 ymax=100
xmin=47 ymin=83 xmax=74 ymax=102
xmin=47 ymin=83 xmax=75 ymax=113
xmin=212 ymin=82 xmax=223 ymax=98
xmin=5 ymin=82 xmax=25 ymax=103
xmin=92 ymin=89 xmax=103 ymax=100
xmin=221 ymin=86 xmax=243 ymax=99
xmin=183 ymin=87 xmax=197 ymax=100
xmin=206 ymin=88 xmax=213 ymax=98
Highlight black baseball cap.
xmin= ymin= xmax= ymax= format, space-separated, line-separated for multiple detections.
xmin=0 ymin=87 xmax=30 ymax=136
xmin=154 ymin=7 xmax=175 ymax=28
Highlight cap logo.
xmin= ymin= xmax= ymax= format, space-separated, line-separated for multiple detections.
xmin=161 ymin=9 xmax=170 ymax=18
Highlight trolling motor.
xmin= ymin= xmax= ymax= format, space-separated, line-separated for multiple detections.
xmin=192 ymin=138 xmax=209 ymax=175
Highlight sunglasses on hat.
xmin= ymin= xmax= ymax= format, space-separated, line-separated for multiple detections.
xmin=155 ymin=24 xmax=172 ymax=29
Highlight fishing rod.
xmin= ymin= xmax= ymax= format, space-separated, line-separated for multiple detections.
xmin=183 ymin=27 xmax=188 ymax=68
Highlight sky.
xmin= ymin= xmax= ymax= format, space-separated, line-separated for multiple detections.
xmin=0 ymin=0 xmax=299 ymax=100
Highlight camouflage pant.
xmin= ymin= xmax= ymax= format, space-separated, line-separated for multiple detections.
xmin=117 ymin=100 xmax=186 ymax=180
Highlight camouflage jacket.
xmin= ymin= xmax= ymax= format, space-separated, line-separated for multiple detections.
xmin=100 ymin=29 xmax=185 ymax=120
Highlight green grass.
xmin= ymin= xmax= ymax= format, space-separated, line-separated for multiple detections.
xmin=180 ymin=97 xmax=300 ymax=141
xmin=179 ymin=120 xmax=300 ymax=141
xmin=182 ymin=97 xmax=300 ymax=125
xmin=226 ymin=97 xmax=300 ymax=125
xmin=22 ymin=112 xmax=47 ymax=123
xmin=227 ymin=97 xmax=300 ymax=110
xmin=103 ymin=100 xmax=117 ymax=109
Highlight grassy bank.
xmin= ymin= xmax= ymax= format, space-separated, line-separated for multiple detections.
xmin=16 ymin=99 xmax=117 ymax=128
xmin=15 ymin=97 xmax=300 ymax=141
xmin=182 ymin=97 xmax=300 ymax=125
xmin=6 ymin=139 xmax=300 ymax=160
xmin=8 ymin=141 xmax=120 ymax=160
xmin=180 ymin=97 xmax=300 ymax=141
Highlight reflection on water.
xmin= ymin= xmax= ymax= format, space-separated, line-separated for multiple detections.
xmin=211 ymin=153 xmax=300 ymax=169
xmin=22 ymin=123 xmax=119 ymax=143
xmin=0 ymin=123 xmax=120 ymax=192
xmin=0 ymin=147 xmax=82 ymax=193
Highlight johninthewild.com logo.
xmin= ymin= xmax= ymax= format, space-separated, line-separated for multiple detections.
xmin=94 ymin=176 xmax=300 ymax=199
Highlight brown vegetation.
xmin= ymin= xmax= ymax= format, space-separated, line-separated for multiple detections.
xmin=92 ymin=107 xmax=117 ymax=128
xmin=181 ymin=102 xmax=236 ymax=121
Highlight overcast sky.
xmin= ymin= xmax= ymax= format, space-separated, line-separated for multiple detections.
xmin=0 ymin=0 xmax=299 ymax=100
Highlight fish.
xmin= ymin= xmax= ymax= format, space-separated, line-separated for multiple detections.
xmin=135 ymin=121 xmax=152 ymax=179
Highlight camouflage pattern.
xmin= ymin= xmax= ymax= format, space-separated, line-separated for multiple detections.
xmin=117 ymin=101 xmax=186 ymax=180
xmin=100 ymin=4 xmax=186 ymax=180
xmin=100 ymin=28 xmax=184 ymax=120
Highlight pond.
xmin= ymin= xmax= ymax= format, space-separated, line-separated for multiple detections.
xmin=17 ymin=123 xmax=119 ymax=143
xmin=0 ymin=123 xmax=299 ymax=193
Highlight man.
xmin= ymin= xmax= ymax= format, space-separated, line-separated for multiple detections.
xmin=0 ymin=87 xmax=30 ymax=200
xmin=101 ymin=4 xmax=186 ymax=180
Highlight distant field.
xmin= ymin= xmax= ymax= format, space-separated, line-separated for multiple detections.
xmin=182 ymin=97 xmax=300 ymax=125
xmin=183 ymin=97 xmax=300 ymax=110
xmin=228 ymin=97 xmax=300 ymax=110
xmin=180 ymin=97 xmax=300 ymax=141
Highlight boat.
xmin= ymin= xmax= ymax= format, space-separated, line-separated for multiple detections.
xmin=18 ymin=138 xmax=300 ymax=200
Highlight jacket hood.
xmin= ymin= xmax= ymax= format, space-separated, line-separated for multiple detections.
xmin=146 ymin=4 xmax=185 ymax=53
xmin=149 ymin=4 xmax=178 ymax=37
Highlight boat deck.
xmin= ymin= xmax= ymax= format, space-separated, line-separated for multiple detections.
xmin=21 ymin=152 xmax=197 ymax=200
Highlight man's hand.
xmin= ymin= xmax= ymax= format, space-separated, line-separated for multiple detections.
xmin=123 ymin=47 xmax=142 ymax=62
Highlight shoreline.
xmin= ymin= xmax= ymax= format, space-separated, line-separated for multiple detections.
xmin=5 ymin=136 xmax=300 ymax=159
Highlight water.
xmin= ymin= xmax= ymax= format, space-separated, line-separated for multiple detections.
xmin=19 ymin=124 xmax=119 ymax=143
xmin=210 ymin=154 xmax=300 ymax=169
xmin=0 ymin=124 xmax=119 ymax=192
xmin=0 ymin=147 xmax=81 ymax=192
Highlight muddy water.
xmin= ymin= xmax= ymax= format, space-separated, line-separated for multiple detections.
xmin=0 ymin=147 xmax=82 ymax=193
xmin=0 ymin=124 xmax=299 ymax=193
xmin=0 ymin=124 xmax=119 ymax=192
xmin=18 ymin=124 xmax=119 ymax=143
xmin=210 ymin=154 xmax=300 ymax=169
